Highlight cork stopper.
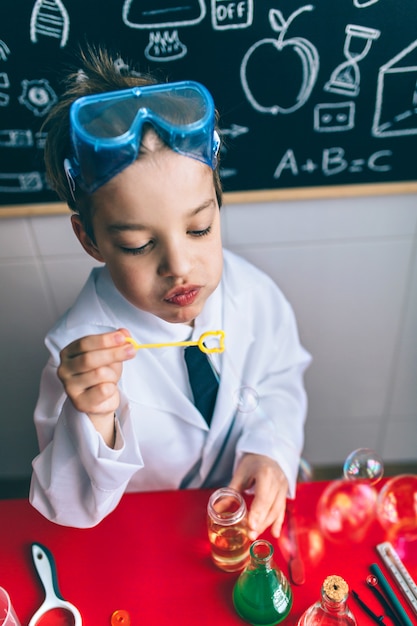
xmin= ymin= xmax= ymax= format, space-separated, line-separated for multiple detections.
xmin=323 ymin=575 xmax=349 ymax=602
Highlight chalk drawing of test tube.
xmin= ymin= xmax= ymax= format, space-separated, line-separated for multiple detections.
xmin=240 ymin=5 xmax=319 ymax=115
xmin=122 ymin=0 xmax=206 ymax=61
xmin=324 ymin=24 xmax=380 ymax=97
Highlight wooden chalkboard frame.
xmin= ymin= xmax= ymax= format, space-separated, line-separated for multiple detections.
xmin=1 ymin=0 xmax=417 ymax=216
xmin=1 ymin=180 xmax=417 ymax=218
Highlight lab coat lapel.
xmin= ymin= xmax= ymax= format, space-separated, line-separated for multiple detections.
xmin=197 ymin=284 xmax=255 ymax=483
xmin=122 ymin=348 xmax=209 ymax=429
xmin=209 ymin=286 xmax=255 ymax=438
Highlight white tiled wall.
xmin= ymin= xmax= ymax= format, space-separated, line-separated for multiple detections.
xmin=1 ymin=193 xmax=416 ymax=479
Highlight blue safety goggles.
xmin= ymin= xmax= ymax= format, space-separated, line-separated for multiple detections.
xmin=64 ymin=80 xmax=220 ymax=194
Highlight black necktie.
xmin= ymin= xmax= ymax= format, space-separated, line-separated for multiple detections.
xmin=184 ymin=346 xmax=219 ymax=426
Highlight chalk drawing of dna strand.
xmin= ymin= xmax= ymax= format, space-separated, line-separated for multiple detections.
xmin=30 ymin=0 xmax=70 ymax=48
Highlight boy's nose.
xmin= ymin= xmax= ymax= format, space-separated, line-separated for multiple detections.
xmin=157 ymin=242 xmax=192 ymax=279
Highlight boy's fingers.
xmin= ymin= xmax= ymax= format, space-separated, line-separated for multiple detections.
xmin=248 ymin=491 xmax=286 ymax=539
xmin=271 ymin=512 xmax=286 ymax=538
xmin=67 ymin=363 xmax=122 ymax=391
xmin=229 ymin=454 xmax=289 ymax=539
xmin=247 ymin=478 xmax=276 ymax=537
xmin=246 ymin=464 xmax=289 ymax=538
xmin=228 ymin=468 xmax=251 ymax=494
xmin=73 ymin=382 xmax=120 ymax=416
xmin=60 ymin=330 xmax=135 ymax=375
xmin=64 ymin=328 xmax=131 ymax=358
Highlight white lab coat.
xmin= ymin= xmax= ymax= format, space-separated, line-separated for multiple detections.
xmin=30 ymin=249 xmax=311 ymax=527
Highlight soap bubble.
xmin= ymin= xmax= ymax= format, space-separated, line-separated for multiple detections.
xmin=376 ymin=474 xmax=417 ymax=545
xmin=317 ymin=479 xmax=377 ymax=543
xmin=343 ymin=448 xmax=384 ymax=485
xmin=317 ymin=449 xmax=384 ymax=542
xmin=233 ymin=386 xmax=259 ymax=413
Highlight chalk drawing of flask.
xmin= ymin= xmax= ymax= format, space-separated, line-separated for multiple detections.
xmin=122 ymin=0 xmax=206 ymax=61
xmin=324 ymin=24 xmax=380 ymax=97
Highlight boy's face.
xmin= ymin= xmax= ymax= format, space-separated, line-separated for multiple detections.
xmin=74 ymin=147 xmax=223 ymax=325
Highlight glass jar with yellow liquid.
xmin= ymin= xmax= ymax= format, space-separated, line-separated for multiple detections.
xmin=207 ymin=487 xmax=251 ymax=572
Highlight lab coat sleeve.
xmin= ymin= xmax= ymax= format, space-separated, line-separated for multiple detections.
xmin=233 ymin=282 xmax=311 ymax=499
xmin=30 ymin=356 xmax=145 ymax=527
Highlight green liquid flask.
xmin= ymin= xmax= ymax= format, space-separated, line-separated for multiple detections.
xmin=233 ymin=539 xmax=293 ymax=625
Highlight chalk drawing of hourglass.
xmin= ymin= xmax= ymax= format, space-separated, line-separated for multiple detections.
xmin=324 ymin=24 xmax=380 ymax=97
xmin=122 ymin=0 xmax=206 ymax=62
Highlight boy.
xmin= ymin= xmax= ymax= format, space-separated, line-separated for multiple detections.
xmin=30 ymin=47 xmax=311 ymax=530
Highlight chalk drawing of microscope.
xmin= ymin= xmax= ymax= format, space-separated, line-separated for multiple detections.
xmin=122 ymin=0 xmax=206 ymax=62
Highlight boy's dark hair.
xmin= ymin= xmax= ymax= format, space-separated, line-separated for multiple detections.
xmin=43 ymin=46 xmax=222 ymax=240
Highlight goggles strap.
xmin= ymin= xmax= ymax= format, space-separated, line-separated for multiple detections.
xmin=64 ymin=158 xmax=77 ymax=203
xmin=213 ymin=130 xmax=220 ymax=167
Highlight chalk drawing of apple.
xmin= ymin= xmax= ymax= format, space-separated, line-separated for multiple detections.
xmin=240 ymin=5 xmax=319 ymax=115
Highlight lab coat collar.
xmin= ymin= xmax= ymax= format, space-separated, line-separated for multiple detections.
xmin=64 ymin=253 xmax=256 ymax=433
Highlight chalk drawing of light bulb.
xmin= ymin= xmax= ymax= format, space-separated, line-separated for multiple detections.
xmin=324 ymin=24 xmax=380 ymax=97
xmin=122 ymin=0 xmax=206 ymax=62
xmin=240 ymin=5 xmax=319 ymax=115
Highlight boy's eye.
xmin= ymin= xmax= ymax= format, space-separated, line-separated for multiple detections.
xmin=188 ymin=225 xmax=212 ymax=237
xmin=118 ymin=225 xmax=211 ymax=254
xmin=120 ymin=240 xmax=153 ymax=255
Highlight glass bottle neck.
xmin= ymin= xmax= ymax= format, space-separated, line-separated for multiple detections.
xmin=249 ymin=540 xmax=274 ymax=569
xmin=321 ymin=590 xmax=348 ymax=614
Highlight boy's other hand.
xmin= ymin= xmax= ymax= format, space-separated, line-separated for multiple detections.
xmin=229 ymin=453 xmax=289 ymax=540
xmin=58 ymin=329 xmax=136 ymax=444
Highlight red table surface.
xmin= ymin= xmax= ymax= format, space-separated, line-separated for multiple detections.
xmin=0 ymin=481 xmax=416 ymax=626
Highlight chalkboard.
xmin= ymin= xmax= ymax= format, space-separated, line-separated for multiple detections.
xmin=1 ymin=0 xmax=417 ymax=214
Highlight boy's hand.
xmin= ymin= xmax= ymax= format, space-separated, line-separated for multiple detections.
xmin=229 ymin=453 xmax=289 ymax=540
xmin=57 ymin=329 xmax=136 ymax=445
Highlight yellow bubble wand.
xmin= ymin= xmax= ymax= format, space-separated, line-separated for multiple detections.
xmin=125 ymin=330 xmax=225 ymax=354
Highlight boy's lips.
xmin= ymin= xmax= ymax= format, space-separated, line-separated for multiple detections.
xmin=164 ymin=286 xmax=200 ymax=307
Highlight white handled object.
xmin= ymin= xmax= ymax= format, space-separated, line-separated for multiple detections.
xmin=28 ymin=543 xmax=82 ymax=626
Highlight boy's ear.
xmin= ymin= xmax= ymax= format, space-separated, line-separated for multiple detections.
xmin=71 ymin=214 xmax=105 ymax=262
